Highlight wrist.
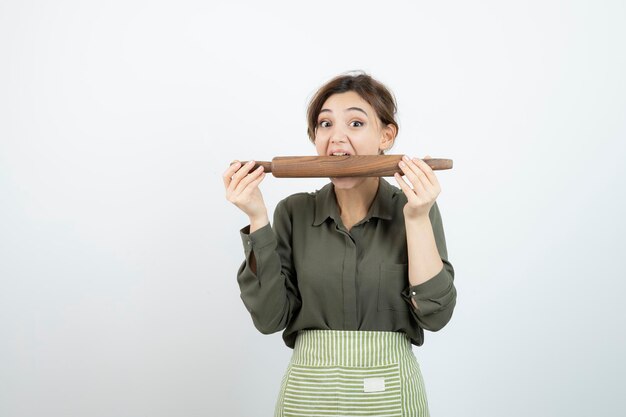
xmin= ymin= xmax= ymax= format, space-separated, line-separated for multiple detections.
xmin=404 ymin=212 xmax=430 ymax=225
xmin=249 ymin=213 xmax=269 ymax=233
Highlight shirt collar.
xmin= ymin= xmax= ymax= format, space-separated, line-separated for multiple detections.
xmin=312 ymin=178 xmax=397 ymax=226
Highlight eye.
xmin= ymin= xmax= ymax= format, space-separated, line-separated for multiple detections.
xmin=319 ymin=120 xmax=331 ymax=128
xmin=350 ymin=120 xmax=364 ymax=127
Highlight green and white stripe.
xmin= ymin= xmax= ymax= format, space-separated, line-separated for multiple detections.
xmin=274 ymin=330 xmax=429 ymax=417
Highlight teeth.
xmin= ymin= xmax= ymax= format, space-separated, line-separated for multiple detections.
xmin=332 ymin=152 xmax=348 ymax=156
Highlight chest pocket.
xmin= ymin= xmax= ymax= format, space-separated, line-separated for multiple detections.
xmin=377 ymin=263 xmax=409 ymax=312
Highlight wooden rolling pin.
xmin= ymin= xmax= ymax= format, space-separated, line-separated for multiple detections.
xmin=232 ymin=155 xmax=453 ymax=178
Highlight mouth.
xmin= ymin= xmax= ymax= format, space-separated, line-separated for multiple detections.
xmin=329 ymin=152 xmax=352 ymax=156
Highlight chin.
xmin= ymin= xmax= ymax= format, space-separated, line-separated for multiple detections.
xmin=330 ymin=177 xmax=366 ymax=189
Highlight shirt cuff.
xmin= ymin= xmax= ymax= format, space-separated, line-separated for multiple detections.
xmin=239 ymin=223 xmax=275 ymax=256
xmin=401 ymin=265 xmax=453 ymax=310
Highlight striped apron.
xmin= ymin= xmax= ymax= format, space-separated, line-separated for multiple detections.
xmin=274 ymin=330 xmax=430 ymax=417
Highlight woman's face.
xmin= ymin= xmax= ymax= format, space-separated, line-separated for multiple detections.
xmin=314 ymin=91 xmax=395 ymax=189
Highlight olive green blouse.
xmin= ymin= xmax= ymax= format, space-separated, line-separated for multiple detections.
xmin=237 ymin=178 xmax=457 ymax=349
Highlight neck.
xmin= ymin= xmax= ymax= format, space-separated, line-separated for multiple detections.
xmin=334 ymin=177 xmax=380 ymax=221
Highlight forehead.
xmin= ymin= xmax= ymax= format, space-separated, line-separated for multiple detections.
xmin=320 ymin=91 xmax=374 ymax=114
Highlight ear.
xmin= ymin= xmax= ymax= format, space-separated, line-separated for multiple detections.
xmin=379 ymin=123 xmax=397 ymax=153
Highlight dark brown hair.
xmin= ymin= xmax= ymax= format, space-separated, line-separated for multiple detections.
xmin=306 ymin=71 xmax=399 ymax=153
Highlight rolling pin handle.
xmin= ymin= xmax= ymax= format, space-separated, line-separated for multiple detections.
xmin=231 ymin=160 xmax=273 ymax=173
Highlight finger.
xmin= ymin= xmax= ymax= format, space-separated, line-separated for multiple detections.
xmin=413 ymin=157 xmax=441 ymax=200
xmin=234 ymin=165 xmax=264 ymax=195
xmin=410 ymin=157 xmax=434 ymax=186
xmin=227 ymin=160 xmax=256 ymax=193
xmin=235 ymin=171 xmax=266 ymax=204
xmin=225 ymin=160 xmax=244 ymax=174
xmin=406 ymin=158 xmax=432 ymax=195
xmin=407 ymin=156 xmax=439 ymax=199
xmin=222 ymin=161 xmax=241 ymax=188
xmin=393 ymin=173 xmax=420 ymax=203
xmin=233 ymin=165 xmax=263 ymax=195
xmin=400 ymin=156 xmax=429 ymax=192
xmin=409 ymin=170 xmax=429 ymax=198
xmin=245 ymin=170 xmax=266 ymax=191
xmin=413 ymin=157 xmax=440 ymax=188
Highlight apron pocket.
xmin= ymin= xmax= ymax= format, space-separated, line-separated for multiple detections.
xmin=282 ymin=363 xmax=403 ymax=417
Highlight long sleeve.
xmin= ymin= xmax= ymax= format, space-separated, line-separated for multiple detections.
xmin=234 ymin=180 xmax=455 ymax=348
xmin=236 ymin=199 xmax=301 ymax=334
xmin=401 ymin=202 xmax=457 ymax=331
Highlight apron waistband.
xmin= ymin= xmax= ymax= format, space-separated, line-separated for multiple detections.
xmin=291 ymin=330 xmax=412 ymax=367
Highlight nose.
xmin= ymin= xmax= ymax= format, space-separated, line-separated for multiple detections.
xmin=329 ymin=126 xmax=348 ymax=143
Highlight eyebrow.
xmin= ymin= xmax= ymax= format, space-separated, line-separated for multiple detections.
xmin=318 ymin=107 xmax=369 ymax=117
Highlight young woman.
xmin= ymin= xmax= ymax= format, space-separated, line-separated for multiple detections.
xmin=223 ymin=72 xmax=457 ymax=417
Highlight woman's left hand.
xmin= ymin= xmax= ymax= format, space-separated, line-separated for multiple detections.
xmin=394 ymin=155 xmax=441 ymax=220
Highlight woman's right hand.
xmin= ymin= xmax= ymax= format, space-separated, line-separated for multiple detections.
xmin=223 ymin=161 xmax=269 ymax=230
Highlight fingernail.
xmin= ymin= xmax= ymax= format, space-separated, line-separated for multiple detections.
xmin=402 ymin=155 xmax=409 ymax=162
xmin=399 ymin=161 xmax=406 ymax=167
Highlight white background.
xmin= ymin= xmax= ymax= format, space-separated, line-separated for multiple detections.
xmin=1 ymin=1 xmax=625 ymax=416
